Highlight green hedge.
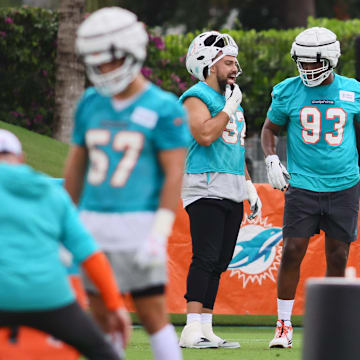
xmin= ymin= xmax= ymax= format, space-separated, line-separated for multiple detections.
xmin=1 ymin=7 xmax=360 ymax=136
xmin=0 ymin=7 xmax=58 ymax=136
xmin=147 ymin=17 xmax=360 ymax=133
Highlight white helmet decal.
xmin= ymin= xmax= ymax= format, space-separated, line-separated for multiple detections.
xmin=76 ymin=7 xmax=148 ymax=96
xmin=290 ymin=27 xmax=341 ymax=87
xmin=185 ymin=31 xmax=242 ymax=81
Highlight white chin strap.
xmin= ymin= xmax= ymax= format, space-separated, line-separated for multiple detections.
xmin=208 ymin=45 xmax=242 ymax=78
xmin=297 ymin=59 xmax=332 ymax=87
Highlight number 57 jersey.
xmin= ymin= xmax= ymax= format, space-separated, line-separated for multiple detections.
xmin=72 ymin=84 xmax=190 ymax=213
xmin=267 ymin=74 xmax=360 ymax=192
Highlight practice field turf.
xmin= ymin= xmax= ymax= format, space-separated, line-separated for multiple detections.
xmin=0 ymin=121 xmax=68 ymax=177
xmin=124 ymin=326 xmax=303 ymax=360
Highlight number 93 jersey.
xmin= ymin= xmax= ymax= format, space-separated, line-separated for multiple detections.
xmin=72 ymin=84 xmax=190 ymax=213
xmin=267 ymin=74 xmax=360 ymax=192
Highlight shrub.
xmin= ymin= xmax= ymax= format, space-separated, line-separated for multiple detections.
xmin=0 ymin=7 xmax=58 ymax=136
xmin=1 ymin=7 xmax=360 ymax=136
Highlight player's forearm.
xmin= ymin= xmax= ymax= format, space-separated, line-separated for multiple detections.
xmin=193 ymin=112 xmax=230 ymax=146
xmin=64 ymin=146 xmax=87 ymax=204
xmin=261 ymin=127 xmax=278 ymax=157
xmin=64 ymin=172 xmax=84 ymax=204
xmin=245 ymin=165 xmax=251 ymax=181
xmin=157 ymin=148 xmax=186 ymax=213
xmin=158 ymin=170 xmax=183 ymax=214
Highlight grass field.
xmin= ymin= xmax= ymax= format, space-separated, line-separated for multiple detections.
xmin=124 ymin=326 xmax=303 ymax=360
xmin=0 ymin=121 xmax=69 ymax=177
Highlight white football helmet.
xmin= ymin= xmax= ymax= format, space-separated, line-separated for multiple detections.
xmin=186 ymin=31 xmax=242 ymax=81
xmin=76 ymin=7 xmax=148 ymax=96
xmin=290 ymin=27 xmax=341 ymax=87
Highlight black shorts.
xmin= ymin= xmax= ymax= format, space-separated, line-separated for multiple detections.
xmin=283 ymin=182 xmax=359 ymax=243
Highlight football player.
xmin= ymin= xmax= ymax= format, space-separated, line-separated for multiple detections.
xmin=64 ymin=7 xmax=190 ymax=360
xmin=261 ymin=27 xmax=360 ymax=348
xmin=0 ymin=129 xmax=131 ymax=360
xmin=178 ymin=31 xmax=262 ymax=349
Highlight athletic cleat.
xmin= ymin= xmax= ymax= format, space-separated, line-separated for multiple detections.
xmin=269 ymin=320 xmax=293 ymax=348
xmin=179 ymin=321 xmax=218 ymax=349
xmin=202 ymin=322 xmax=240 ymax=348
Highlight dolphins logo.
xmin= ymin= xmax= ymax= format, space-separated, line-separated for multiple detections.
xmin=229 ymin=227 xmax=282 ymax=269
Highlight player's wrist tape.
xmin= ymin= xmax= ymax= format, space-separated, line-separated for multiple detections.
xmin=246 ymin=180 xmax=257 ymax=196
xmin=151 ymin=208 xmax=175 ymax=239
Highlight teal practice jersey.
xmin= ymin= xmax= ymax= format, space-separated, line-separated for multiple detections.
xmin=0 ymin=164 xmax=98 ymax=311
xmin=267 ymin=74 xmax=360 ymax=192
xmin=73 ymin=83 xmax=190 ymax=213
xmin=180 ymin=81 xmax=246 ymax=175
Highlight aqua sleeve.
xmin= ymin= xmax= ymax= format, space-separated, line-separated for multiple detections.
xmin=153 ymin=100 xmax=191 ymax=150
xmin=266 ymin=86 xmax=290 ymax=126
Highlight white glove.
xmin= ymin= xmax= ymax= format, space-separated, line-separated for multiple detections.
xmin=134 ymin=233 xmax=167 ymax=270
xmin=222 ymin=84 xmax=242 ymax=117
xmin=265 ymin=154 xmax=290 ymax=191
xmin=134 ymin=209 xmax=175 ymax=270
xmin=246 ymin=180 xmax=262 ymax=220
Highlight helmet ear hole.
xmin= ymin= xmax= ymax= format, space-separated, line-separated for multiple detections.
xmin=202 ymin=66 xmax=208 ymax=80
xmin=197 ymin=56 xmax=205 ymax=60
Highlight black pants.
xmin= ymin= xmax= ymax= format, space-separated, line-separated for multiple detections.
xmin=0 ymin=302 xmax=121 ymax=360
xmin=185 ymin=198 xmax=244 ymax=309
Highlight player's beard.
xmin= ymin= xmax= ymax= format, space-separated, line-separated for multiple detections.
xmin=217 ymin=72 xmax=237 ymax=93
xmin=217 ymin=77 xmax=228 ymax=93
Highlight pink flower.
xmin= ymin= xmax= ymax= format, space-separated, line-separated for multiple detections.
xmin=171 ymin=73 xmax=181 ymax=83
xmin=141 ymin=66 xmax=153 ymax=77
xmin=0 ymin=31 xmax=6 ymax=38
xmin=152 ymin=36 xmax=165 ymax=50
xmin=179 ymin=82 xmax=187 ymax=91
xmin=34 ymin=114 xmax=43 ymax=124
xmin=41 ymin=70 xmax=48 ymax=77
xmin=10 ymin=111 xmax=20 ymax=118
xmin=156 ymin=79 xmax=163 ymax=86
xmin=5 ymin=17 xmax=14 ymax=24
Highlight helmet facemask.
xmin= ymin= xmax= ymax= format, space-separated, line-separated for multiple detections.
xmin=84 ymin=50 xmax=142 ymax=96
xmin=295 ymin=57 xmax=332 ymax=87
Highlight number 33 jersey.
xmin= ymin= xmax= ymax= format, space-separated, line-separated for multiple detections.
xmin=72 ymin=83 xmax=190 ymax=213
xmin=267 ymin=74 xmax=360 ymax=192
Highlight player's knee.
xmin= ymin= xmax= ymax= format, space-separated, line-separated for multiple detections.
xmin=192 ymin=255 xmax=218 ymax=273
xmin=215 ymin=262 xmax=230 ymax=274
xmin=281 ymin=242 xmax=306 ymax=268
xmin=327 ymin=247 xmax=349 ymax=273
